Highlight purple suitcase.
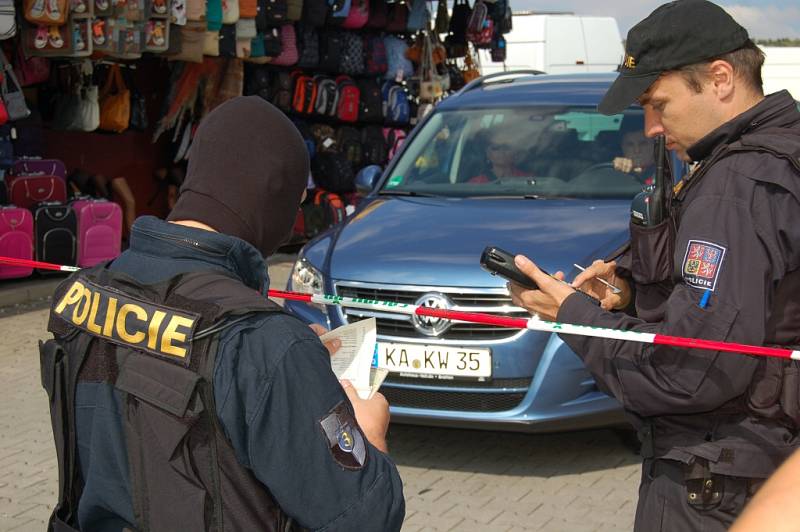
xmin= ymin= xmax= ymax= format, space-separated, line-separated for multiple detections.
xmin=72 ymin=199 xmax=123 ymax=267
xmin=0 ymin=206 xmax=34 ymax=279
xmin=12 ymin=158 xmax=68 ymax=181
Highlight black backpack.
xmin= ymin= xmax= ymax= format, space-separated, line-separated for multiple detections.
xmin=361 ymin=125 xmax=388 ymax=166
xmin=272 ymin=70 xmax=295 ymax=112
xmin=337 ymin=126 xmax=364 ymax=169
xmin=263 ymin=27 xmax=283 ymax=56
xmin=319 ymin=31 xmax=344 ymax=72
xmin=257 ymin=0 xmax=288 ymax=29
xmin=297 ymin=25 xmax=320 ymax=68
xmin=357 ymin=78 xmax=382 ymax=123
xmin=302 ymin=0 xmax=328 ymax=27
xmin=312 ymin=152 xmax=355 ymax=193
xmin=338 ymin=32 xmax=365 ymax=75
xmin=246 ymin=64 xmax=272 ymax=100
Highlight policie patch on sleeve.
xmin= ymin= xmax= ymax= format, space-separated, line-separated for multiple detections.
xmin=681 ymin=240 xmax=726 ymax=291
xmin=319 ymin=401 xmax=367 ymax=470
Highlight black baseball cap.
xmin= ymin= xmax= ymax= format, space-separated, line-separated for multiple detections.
xmin=598 ymin=0 xmax=750 ymax=115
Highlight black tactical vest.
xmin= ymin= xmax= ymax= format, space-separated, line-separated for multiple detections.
xmin=40 ymin=264 xmax=304 ymax=532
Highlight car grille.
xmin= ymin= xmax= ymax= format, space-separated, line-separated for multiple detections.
xmin=335 ymin=284 xmax=529 ymax=341
xmin=383 ymin=387 xmax=528 ymax=412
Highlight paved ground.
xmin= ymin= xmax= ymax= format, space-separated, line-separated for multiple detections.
xmin=0 ymin=255 xmax=641 ymax=531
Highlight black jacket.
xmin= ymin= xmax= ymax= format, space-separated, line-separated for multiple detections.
xmin=558 ymin=91 xmax=800 ymax=478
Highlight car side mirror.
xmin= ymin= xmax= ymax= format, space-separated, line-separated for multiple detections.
xmin=355 ymin=165 xmax=382 ymax=195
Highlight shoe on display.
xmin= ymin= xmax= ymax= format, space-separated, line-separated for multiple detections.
xmin=152 ymin=0 xmax=167 ymax=15
xmin=149 ymin=21 xmax=164 ymax=46
xmin=92 ymin=19 xmax=105 ymax=45
xmin=95 ymin=0 xmax=108 ymax=11
xmin=33 ymin=25 xmax=48 ymax=48
xmin=48 ymin=25 xmax=64 ymax=48
xmin=46 ymin=0 xmax=61 ymax=20
xmin=29 ymin=0 xmax=46 ymax=19
xmin=73 ymin=25 xmax=85 ymax=50
xmin=71 ymin=0 xmax=86 ymax=13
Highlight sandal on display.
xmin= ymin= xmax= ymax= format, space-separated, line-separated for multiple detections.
xmin=92 ymin=18 xmax=105 ymax=45
xmin=33 ymin=24 xmax=48 ymax=48
xmin=73 ymin=25 xmax=85 ymax=50
xmin=46 ymin=0 xmax=61 ymax=20
xmin=48 ymin=25 xmax=64 ymax=48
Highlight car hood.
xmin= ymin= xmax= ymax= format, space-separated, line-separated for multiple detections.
xmin=323 ymin=197 xmax=631 ymax=287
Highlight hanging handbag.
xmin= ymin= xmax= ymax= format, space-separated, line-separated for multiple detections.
xmin=414 ymin=32 xmax=446 ymax=101
xmin=77 ymin=83 xmax=100 ymax=132
xmin=405 ymin=0 xmax=428 ymax=33
xmin=99 ymin=64 xmax=131 ymax=133
xmin=461 ymin=51 xmax=480 ymax=83
xmin=385 ymin=1 xmax=408 ymax=33
xmin=0 ymin=51 xmax=30 ymax=121
xmin=448 ymin=0 xmax=470 ymax=42
xmin=434 ymin=0 xmax=448 ymax=34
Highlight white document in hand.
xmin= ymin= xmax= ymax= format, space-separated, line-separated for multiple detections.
xmin=320 ymin=318 xmax=385 ymax=399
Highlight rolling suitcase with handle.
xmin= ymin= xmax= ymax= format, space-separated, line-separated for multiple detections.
xmin=0 ymin=206 xmax=34 ymax=279
xmin=34 ymin=202 xmax=77 ymax=273
xmin=72 ymin=198 xmax=122 ymax=267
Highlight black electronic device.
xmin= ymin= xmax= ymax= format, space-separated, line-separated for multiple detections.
xmin=480 ymin=246 xmax=540 ymax=289
xmin=630 ymin=135 xmax=671 ymax=226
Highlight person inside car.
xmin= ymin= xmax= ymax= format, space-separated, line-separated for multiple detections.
xmin=468 ymin=128 xmax=529 ymax=183
xmin=613 ymin=130 xmax=656 ymax=184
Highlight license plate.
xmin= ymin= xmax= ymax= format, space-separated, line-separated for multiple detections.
xmin=377 ymin=342 xmax=492 ymax=379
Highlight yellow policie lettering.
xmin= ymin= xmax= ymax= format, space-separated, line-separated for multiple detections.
xmin=161 ymin=316 xmax=194 ymax=357
xmin=54 ymin=280 xmax=197 ymax=359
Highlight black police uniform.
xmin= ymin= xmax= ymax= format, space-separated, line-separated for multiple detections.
xmin=40 ymin=215 xmax=405 ymax=531
xmin=557 ymin=91 xmax=800 ymax=530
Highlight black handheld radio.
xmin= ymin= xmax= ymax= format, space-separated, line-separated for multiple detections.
xmin=630 ymin=135 xmax=671 ymax=226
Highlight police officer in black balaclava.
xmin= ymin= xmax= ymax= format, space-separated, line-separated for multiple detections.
xmin=41 ymin=96 xmax=405 ymax=532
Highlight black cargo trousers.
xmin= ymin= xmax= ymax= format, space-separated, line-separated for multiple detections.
xmin=633 ymin=459 xmax=763 ymax=531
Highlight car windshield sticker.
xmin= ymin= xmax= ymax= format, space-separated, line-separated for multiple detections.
xmin=681 ymin=240 xmax=726 ymax=291
xmin=387 ymin=175 xmax=403 ymax=187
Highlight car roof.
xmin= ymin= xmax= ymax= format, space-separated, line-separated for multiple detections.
xmin=436 ymin=72 xmax=622 ymax=111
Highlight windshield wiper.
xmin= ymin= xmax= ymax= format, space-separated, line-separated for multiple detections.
xmin=378 ymin=190 xmax=438 ymax=197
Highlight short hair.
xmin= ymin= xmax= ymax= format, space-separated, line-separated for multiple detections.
xmin=675 ymin=40 xmax=765 ymax=94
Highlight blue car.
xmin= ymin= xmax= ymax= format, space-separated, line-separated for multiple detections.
xmin=286 ymin=72 xmax=674 ymax=432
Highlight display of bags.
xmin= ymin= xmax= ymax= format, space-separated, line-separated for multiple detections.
xmin=356 ymin=77 xmax=381 ymax=122
xmin=466 ymin=0 xmax=493 ymax=47
xmin=13 ymin=158 xmax=67 ymax=180
xmin=434 ymin=0 xmax=449 ymax=34
xmin=296 ymin=24 xmax=319 ymax=67
xmin=300 ymin=188 xmax=346 ymax=237
xmin=14 ymin=47 xmax=49 ymax=86
xmin=271 ymin=24 xmax=298 ymax=65
xmin=0 ymin=206 xmax=33 ymax=279
xmin=406 ymin=0 xmax=428 ymax=32
xmin=335 ymin=74 xmax=359 ymax=122
xmin=383 ymin=34 xmax=413 ymax=80
xmin=313 ymin=75 xmax=337 ymax=116
xmin=301 ymin=0 xmax=327 ymax=27
xmin=337 ymin=125 xmax=363 ymax=168
xmin=7 ymin=174 xmax=67 ymax=209
xmin=99 ymin=64 xmax=130 ymax=132
xmin=0 ymin=51 xmax=30 ymax=121
xmin=364 ymin=0 xmax=386 ymax=29
xmin=341 ymin=0 xmax=367 ymax=29
xmin=339 ymin=31 xmax=364 ymax=75
xmin=449 ymin=0 xmax=471 ymax=42
xmin=311 ymin=151 xmax=354 ymax=193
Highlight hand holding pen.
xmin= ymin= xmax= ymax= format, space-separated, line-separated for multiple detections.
xmin=571 ymin=261 xmax=631 ymax=311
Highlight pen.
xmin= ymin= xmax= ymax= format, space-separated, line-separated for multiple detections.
xmin=699 ymin=289 xmax=711 ymax=309
xmin=572 ymin=264 xmax=622 ymax=294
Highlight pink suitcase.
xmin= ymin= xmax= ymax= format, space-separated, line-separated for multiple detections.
xmin=0 ymin=206 xmax=34 ymax=279
xmin=72 ymin=199 xmax=123 ymax=267
xmin=7 ymin=174 xmax=68 ymax=210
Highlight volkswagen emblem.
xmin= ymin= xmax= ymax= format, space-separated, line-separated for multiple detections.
xmin=412 ymin=293 xmax=454 ymax=337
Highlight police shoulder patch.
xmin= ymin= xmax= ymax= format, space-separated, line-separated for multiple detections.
xmin=681 ymin=239 xmax=726 ymax=291
xmin=319 ymin=401 xmax=367 ymax=470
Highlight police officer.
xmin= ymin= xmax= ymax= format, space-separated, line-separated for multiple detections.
xmin=507 ymin=1 xmax=800 ymax=530
xmin=40 ymin=96 xmax=405 ymax=531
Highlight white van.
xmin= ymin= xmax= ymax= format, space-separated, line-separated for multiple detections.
xmin=761 ymin=47 xmax=800 ymax=100
xmin=478 ymin=12 xmax=624 ymax=75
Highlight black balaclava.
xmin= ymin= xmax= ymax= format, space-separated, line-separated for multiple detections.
xmin=167 ymin=96 xmax=309 ymax=257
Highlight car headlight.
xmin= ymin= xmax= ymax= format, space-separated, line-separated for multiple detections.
xmin=290 ymin=257 xmax=326 ymax=311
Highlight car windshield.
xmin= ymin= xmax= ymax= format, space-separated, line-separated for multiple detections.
xmin=380 ymin=106 xmax=652 ymax=199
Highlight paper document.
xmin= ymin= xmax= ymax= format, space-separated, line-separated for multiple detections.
xmin=320 ymin=318 xmax=388 ymax=399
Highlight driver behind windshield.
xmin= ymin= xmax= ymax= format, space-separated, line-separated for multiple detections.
xmin=468 ymin=128 xmax=529 ymax=184
xmin=613 ymin=130 xmax=656 ymax=185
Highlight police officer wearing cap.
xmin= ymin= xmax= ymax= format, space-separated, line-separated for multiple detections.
xmin=507 ymin=0 xmax=800 ymax=529
xmin=39 ymin=96 xmax=405 ymax=531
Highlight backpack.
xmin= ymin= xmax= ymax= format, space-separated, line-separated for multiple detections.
xmin=336 ymin=75 xmax=360 ymax=122
xmin=319 ymin=31 xmax=344 ymax=72
xmin=312 ymin=152 xmax=355 ymax=193
xmin=448 ymin=0 xmax=471 ymax=42
xmin=337 ymin=126 xmax=364 ymax=169
xmin=339 ymin=32 xmax=365 ymax=75
xmin=383 ymin=35 xmax=413 ymax=81
xmin=263 ymin=26 xmax=283 ymax=56
xmin=357 ymin=78 xmax=382 ymax=123
xmin=365 ymin=35 xmax=388 ymax=75
xmin=341 ymin=0 xmax=368 ymax=29
xmin=311 ymin=123 xmax=337 ymax=153
xmin=301 ymin=0 xmax=328 ymax=27
xmin=292 ymin=74 xmax=317 ymax=114
xmin=466 ymin=0 xmax=493 ymax=48
xmin=365 ymin=0 xmax=387 ymax=29
xmin=362 ymin=125 xmax=388 ymax=166
xmin=297 ymin=25 xmax=320 ymax=68
xmin=327 ymin=0 xmax=351 ymax=25
xmin=256 ymin=0 xmax=287 ymax=29
xmin=383 ymin=127 xmax=407 ymax=160
xmin=272 ymin=70 xmax=295 ymax=111
xmin=406 ymin=0 xmax=429 ymax=32
xmin=314 ymin=75 xmax=339 ymax=116
xmin=490 ymin=36 xmax=506 ymax=62
xmin=271 ymin=24 xmax=299 ymax=66
xmin=381 ymin=80 xmax=410 ymax=125
xmin=301 ymin=189 xmax=347 ymax=237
